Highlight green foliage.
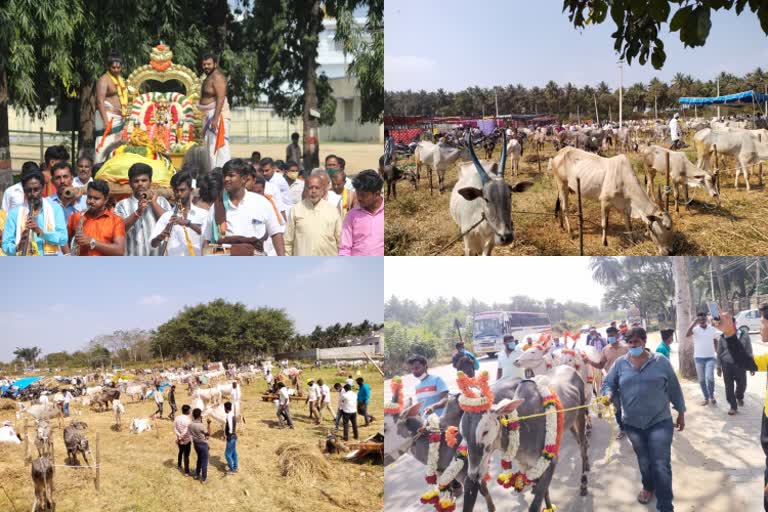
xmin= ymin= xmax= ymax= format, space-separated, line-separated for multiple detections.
xmin=383 ymin=321 xmax=438 ymax=375
xmin=563 ymin=0 xmax=768 ymax=70
xmin=386 ymin=67 xmax=768 ymax=119
xmin=152 ymin=298 xmax=295 ymax=362
xmin=12 ymin=346 xmax=42 ymax=366
xmin=289 ymin=319 xmax=383 ymax=351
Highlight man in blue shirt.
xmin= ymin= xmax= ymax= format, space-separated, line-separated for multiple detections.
xmin=50 ymin=162 xmax=87 ymax=224
xmin=355 ymin=377 xmax=374 ymax=426
xmin=2 ymin=170 xmax=67 ymax=255
xmin=408 ymin=355 xmax=449 ymax=416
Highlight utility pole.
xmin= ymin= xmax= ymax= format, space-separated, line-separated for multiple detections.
xmin=593 ymin=93 xmax=599 ymax=125
xmin=654 ymin=95 xmax=658 ymax=119
xmin=717 ymin=76 xmax=721 ymax=119
xmin=495 ymin=88 xmax=499 ymax=118
xmin=618 ymin=59 xmax=624 ymax=128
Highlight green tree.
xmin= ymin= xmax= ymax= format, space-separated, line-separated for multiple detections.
xmin=13 ymin=346 xmax=42 ymax=367
xmin=563 ymin=0 xmax=768 ymax=70
xmin=152 ymin=298 xmax=295 ymax=361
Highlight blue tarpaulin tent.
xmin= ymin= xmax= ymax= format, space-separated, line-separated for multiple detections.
xmin=679 ymin=90 xmax=768 ymax=105
xmin=1 ymin=376 xmax=43 ymax=397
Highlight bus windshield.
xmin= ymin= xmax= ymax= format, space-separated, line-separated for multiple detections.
xmin=474 ymin=318 xmax=501 ymax=337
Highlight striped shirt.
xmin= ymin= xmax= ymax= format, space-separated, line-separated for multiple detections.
xmin=415 ymin=374 xmax=448 ymax=416
xmin=115 ymin=195 xmax=171 ymax=256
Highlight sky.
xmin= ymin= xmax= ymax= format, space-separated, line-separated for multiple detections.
xmin=385 ymin=0 xmax=768 ymax=92
xmin=0 ymin=258 xmax=383 ymax=363
xmin=384 ymin=256 xmax=604 ymax=307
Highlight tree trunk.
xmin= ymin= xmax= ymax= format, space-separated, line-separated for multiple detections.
xmin=207 ymin=0 xmax=229 ymax=55
xmin=302 ymin=0 xmax=321 ymax=171
xmin=79 ymin=81 xmax=96 ymax=155
xmin=0 ymin=69 xmax=12 ymax=194
xmin=673 ymin=257 xmax=696 ymax=379
xmin=711 ymin=256 xmax=729 ymax=313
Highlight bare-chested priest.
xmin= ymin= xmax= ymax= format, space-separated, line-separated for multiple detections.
xmin=199 ymin=52 xmax=231 ymax=168
xmin=95 ymin=52 xmax=128 ymax=164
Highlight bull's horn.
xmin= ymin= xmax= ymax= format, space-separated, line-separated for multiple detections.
xmin=466 ymin=131 xmax=490 ymax=184
xmin=499 ymin=130 xmax=507 ymax=176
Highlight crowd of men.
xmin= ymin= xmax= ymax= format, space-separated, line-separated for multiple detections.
xmin=0 ymin=145 xmax=384 ymax=256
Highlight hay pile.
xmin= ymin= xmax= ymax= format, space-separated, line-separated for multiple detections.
xmin=0 ymin=398 xmax=16 ymax=411
xmin=276 ymin=442 xmax=331 ymax=482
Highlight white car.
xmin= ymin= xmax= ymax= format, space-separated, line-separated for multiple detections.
xmin=735 ymin=309 xmax=762 ymax=333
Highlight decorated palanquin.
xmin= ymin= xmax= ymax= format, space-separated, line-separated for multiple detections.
xmin=95 ymin=44 xmax=203 ymax=197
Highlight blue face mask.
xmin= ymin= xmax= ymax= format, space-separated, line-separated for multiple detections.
xmin=506 ymin=342 xmax=517 ymax=350
xmin=628 ymin=346 xmax=644 ymax=357
xmin=607 ymin=336 xmax=617 ymax=344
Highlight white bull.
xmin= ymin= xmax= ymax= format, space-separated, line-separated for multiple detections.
xmin=694 ymin=128 xmax=768 ymax=190
xmin=449 ymin=131 xmax=533 ymax=255
xmin=505 ymin=138 xmax=523 ymax=175
xmin=193 ymin=387 xmax=222 ymax=406
xmin=640 ymin=144 xmax=719 ymax=205
xmin=551 ymin=146 xmax=674 ymax=255
xmin=129 ymin=417 xmax=151 ymax=434
xmin=414 ymin=140 xmax=462 ymax=193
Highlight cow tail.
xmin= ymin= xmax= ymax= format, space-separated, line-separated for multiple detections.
xmin=554 ymin=196 xmax=561 ymax=219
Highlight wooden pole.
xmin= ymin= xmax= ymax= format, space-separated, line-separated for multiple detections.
xmin=363 ymin=352 xmax=384 ymax=377
xmin=665 ymin=150 xmax=671 ymax=213
xmin=577 ymin=178 xmax=584 ymax=256
xmin=713 ymin=144 xmax=720 ymax=194
xmin=95 ymin=433 xmax=100 ymax=491
xmin=536 ymin=143 xmax=541 ymax=173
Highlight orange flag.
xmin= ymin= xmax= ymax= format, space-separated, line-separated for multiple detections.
xmin=214 ymin=116 xmax=226 ymax=155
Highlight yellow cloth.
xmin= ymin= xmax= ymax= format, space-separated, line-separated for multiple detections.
xmin=753 ymin=353 xmax=768 ymax=415
xmin=284 ymin=199 xmax=341 ymax=256
xmin=95 ymin=151 xmax=175 ymax=187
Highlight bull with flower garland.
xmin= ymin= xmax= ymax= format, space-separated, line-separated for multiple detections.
xmin=457 ymin=367 xmax=590 ymax=512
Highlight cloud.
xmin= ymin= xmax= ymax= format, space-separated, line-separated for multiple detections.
xmin=138 ymin=295 xmax=170 ymax=306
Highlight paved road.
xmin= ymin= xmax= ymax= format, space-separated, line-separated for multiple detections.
xmin=385 ymin=332 xmax=767 ymax=511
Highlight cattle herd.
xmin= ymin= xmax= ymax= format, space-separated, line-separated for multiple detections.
xmin=388 ymin=116 xmax=768 ymax=255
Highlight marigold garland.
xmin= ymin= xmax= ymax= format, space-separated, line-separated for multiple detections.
xmin=445 ymin=426 xmax=459 ymax=448
xmin=496 ymin=386 xmax=565 ymax=493
xmin=456 ymin=371 xmax=494 ymax=413
xmin=384 ymin=376 xmax=404 ymax=415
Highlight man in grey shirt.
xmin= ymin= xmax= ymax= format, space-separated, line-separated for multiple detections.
xmin=285 ymin=132 xmax=302 ymax=170
xmin=188 ymin=408 xmax=212 ymax=483
xmin=114 ymin=163 xmax=171 ymax=256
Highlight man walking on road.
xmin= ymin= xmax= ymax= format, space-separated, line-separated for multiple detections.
xmin=587 ymin=325 xmax=629 ymax=439
xmin=497 ymin=335 xmax=525 ymax=381
xmin=718 ymin=325 xmax=754 ymax=415
xmin=687 ymin=312 xmax=719 ymax=405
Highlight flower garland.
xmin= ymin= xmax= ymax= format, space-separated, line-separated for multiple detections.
xmin=424 ymin=413 xmax=441 ymax=485
xmin=456 ymin=371 xmax=494 ymax=413
xmin=497 ymin=386 xmax=565 ymax=493
xmin=421 ymin=443 xmax=468 ymax=512
xmin=384 ymin=376 xmax=404 ymax=415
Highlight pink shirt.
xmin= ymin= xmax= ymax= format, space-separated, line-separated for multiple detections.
xmin=174 ymin=414 xmax=192 ymax=444
xmin=338 ymin=199 xmax=384 ymax=256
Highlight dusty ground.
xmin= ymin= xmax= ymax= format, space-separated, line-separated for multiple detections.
xmin=0 ymin=367 xmax=383 ymax=512
xmin=384 ymin=331 xmax=767 ymax=511
xmin=385 ymin=134 xmax=768 ymax=255
xmin=9 ymin=142 xmax=381 ymax=175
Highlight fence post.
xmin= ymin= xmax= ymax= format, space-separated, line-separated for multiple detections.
xmin=665 ymin=150 xmax=671 ymax=213
xmin=71 ymin=130 xmax=76 ymax=159
xmin=246 ymin=119 xmax=250 ymax=144
xmin=39 ymin=127 xmax=44 ymax=163
xmin=536 ymin=143 xmax=541 ymax=174
xmin=577 ymin=177 xmax=584 ymax=256
xmin=713 ymin=144 xmax=720 ymax=196
xmin=95 ymin=433 xmax=100 ymax=491
xmin=266 ymin=119 xmax=269 ymax=141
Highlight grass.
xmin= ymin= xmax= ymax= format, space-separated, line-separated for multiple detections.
xmin=385 ymin=134 xmax=768 ymax=255
xmin=0 ymin=366 xmax=383 ymax=512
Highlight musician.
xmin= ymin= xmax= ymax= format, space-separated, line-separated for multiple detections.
xmin=50 ymin=162 xmax=87 ymax=223
xmin=150 ymin=171 xmax=205 ymax=256
xmin=199 ymin=52 xmax=231 ymax=168
xmin=67 ymin=180 xmax=125 ymax=256
xmin=202 ymin=159 xmax=285 ymax=256
xmin=115 ymin=163 xmax=171 ymax=256
xmin=1 ymin=170 xmax=67 ymax=256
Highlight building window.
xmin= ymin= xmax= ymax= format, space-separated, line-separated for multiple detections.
xmin=344 ymin=99 xmax=354 ymax=122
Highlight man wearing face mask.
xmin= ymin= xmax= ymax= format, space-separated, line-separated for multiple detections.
xmin=602 ymin=326 xmax=686 ymax=511
xmin=407 ymin=355 xmax=449 ymax=417
xmin=587 ymin=326 xmax=629 ymax=439
xmin=451 ymin=342 xmax=479 ymax=372
xmin=497 ymin=335 xmax=525 ymax=381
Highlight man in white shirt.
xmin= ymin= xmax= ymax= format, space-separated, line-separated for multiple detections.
xmin=339 ymin=383 xmax=359 ymax=441
xmin=316 ymin=378 xmax=334 ymax=423
xmin=202 ymin=159 xmax=285 ymax=255
xmin=230 ymin=382 xmax=241 ymax=418
xmin=62 ymin=389 xmax=73 ymax=417
xmin=497 ymin=336 xmax=526 ymax=381
xmin=305 ymin=379 xmax=320 ymax=424
xmin=2 ymin=162 xmax=41 ymax=212
xmin=285 ymin=162 xmax=304 ymax=206
xmin=39 ymin=392 xmax=49 ymax=407
xmin=153 ymin=385 xmax=164 ymax=419
xmin=74 ymin=156 xmax=94 ymax=188
xmin=174 ymin=404 xmax=192 ymax=475
xmin=276 ymin=382 xmax=294 ymax=429
xmin=150 ymin=171 xmax=205 ymax=256
xmin=262 ymin=157 xmax=291 ymax=213
xmin=687 ymin=311 xmax=720 ymax=405
xmin=669 ymin=113 xmax=681 ymax=149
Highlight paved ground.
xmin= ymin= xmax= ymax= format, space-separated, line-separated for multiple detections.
xmin=385 ymin=332 xmax=767 ymax=511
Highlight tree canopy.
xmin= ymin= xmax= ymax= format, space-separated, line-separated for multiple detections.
xmin=563 ymin=0 xmax=768 ymax=69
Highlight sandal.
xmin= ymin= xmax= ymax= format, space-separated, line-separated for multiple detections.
xmin=637 ymin=490 xmax=653 ymax=504
xmin=616 ymin=431 xmax=625 ymax=440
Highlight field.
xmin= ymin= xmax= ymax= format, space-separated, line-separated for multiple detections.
xmin=9 ymin=142 xmax=381 ymax=176
xmin=0 ymin=367 xmax=383 ymax=512
xmin=385 ymin=133 xmax=768 ymax=255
